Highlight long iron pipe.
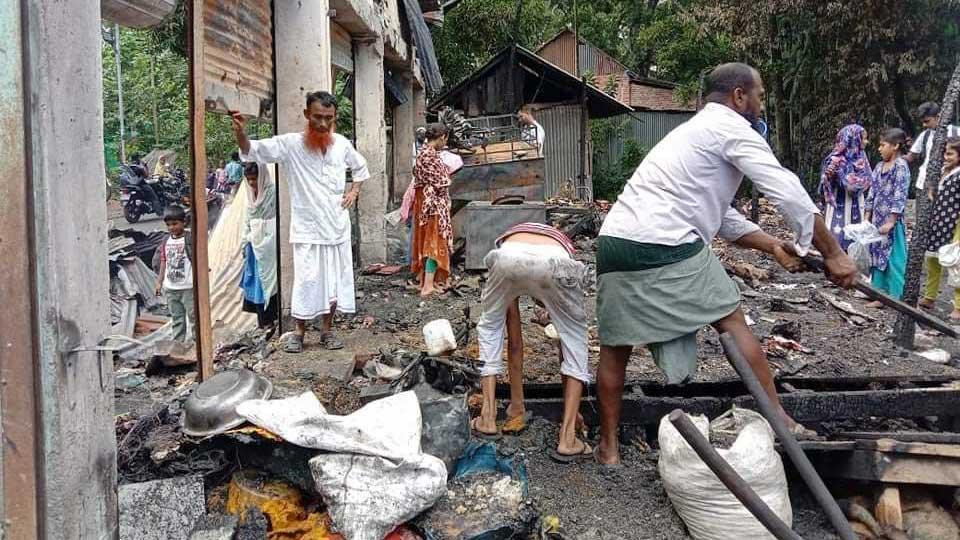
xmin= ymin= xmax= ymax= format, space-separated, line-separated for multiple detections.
xmin=667 ymin=410 xmax=803 ymax=540
xmin=719 ymin=332 xmax=856 ymax=540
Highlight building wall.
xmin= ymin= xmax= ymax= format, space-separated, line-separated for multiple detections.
xmin=537 ymin=103 xmax=593 ymax=201
xmin=629 ymin=82 xmax=689 ymax=112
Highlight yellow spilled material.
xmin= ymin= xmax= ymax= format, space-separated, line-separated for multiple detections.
xmin=226 ymin=470 xmax=343 ymax=539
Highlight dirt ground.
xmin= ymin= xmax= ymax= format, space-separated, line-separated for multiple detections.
xmin=114 ymin=201 xmax=960 ymax=539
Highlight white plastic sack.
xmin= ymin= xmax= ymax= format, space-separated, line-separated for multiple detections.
xmin=940 ymin=242 xmax=960 ymax=269
xmin=237 ymin=392 xmax=448 ymax=540
xmin=844 ymin=222 xmax=883 ymax=274
xmin=658 ymin=409 xmax=792 ymax=540
xmin=950 ymin=266 xmax=960 ymax=288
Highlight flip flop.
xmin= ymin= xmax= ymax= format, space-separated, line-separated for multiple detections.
xmin=320 ymin=332 xmax=344 ymax=350
xmin=282 ymin=334 xmax=304 ymax=354
xmin=788 ymin=422 xmax=822 ymax=441
xmin=550 ymin=441 xmax=593 ymax=464
xmin=471 ymin=417 xmax=502 ymax=441
xmin=501 ymin=411 xmax=532 ymax=434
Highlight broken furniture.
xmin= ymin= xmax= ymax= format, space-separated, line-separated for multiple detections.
xmin=181 ymin=369 xmax=273 ymax=437
xmin=462 ymin=201 xmax=547 ymax=269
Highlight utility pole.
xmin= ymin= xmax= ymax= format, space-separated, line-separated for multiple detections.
xmin=103 ymin=24 xmax=127 ymax=163
xmin=574 ymin=0 xmax=588 ymax=200
xmin=151 ymin=55 xmax=160 ymax=147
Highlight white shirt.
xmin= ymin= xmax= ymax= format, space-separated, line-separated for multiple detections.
xmin=241 ymin=132 xmax=370 ymax=245
xmin=600 ymin=103 xmax=820 ymax=253
xmin=163 ymin=236 xmax=193 ymax=290
xmin=523 ymin=120 xmax=545 ymax=153
xmin=911 ymin=125 xmax=960 ymax=190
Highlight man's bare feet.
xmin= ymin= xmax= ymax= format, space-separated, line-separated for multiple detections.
xmin=951 ymin=309 xmax=960 ymax=322
xmin=595 ymin=437 xmax=620 ymax=465
xmin=471 ymin=416 xmax=498 ymax=436
xmin=919 ymin=298 xmax=936 ymax=310
xmin=865 ymin=300 xmax=884 ymax=309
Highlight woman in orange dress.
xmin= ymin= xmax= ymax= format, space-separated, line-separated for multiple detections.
xmin=411 ymin=124 xmax=452 ymax=297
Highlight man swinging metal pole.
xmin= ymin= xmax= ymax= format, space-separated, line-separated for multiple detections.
xmin=593 ymin=63 xmax=859 ymax=466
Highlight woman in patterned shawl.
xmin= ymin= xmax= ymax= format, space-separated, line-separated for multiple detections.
xmin=819 ymin=124 xmax=873 ymax=250
xmin=411 ymin=124 xmax=453 ymax=297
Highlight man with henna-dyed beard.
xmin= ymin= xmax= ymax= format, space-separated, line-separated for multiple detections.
xmin=232 ymin=91 xmax=370 ymax=353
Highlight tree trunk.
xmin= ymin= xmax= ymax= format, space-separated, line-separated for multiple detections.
xmin=894 ymin=59 xmax=960 ymax=348
xmin=892 ymin=74 xmax=915 ymax=138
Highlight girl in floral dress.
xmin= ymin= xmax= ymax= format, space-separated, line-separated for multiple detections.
xmin=864 ymin=128 xmax=910 ymax=305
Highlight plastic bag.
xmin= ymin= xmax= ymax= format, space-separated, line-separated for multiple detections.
xmin=658 ymin=409 xmax=792 ymax=540
xmin=844 ymin=222 xmax=883 ymax=274
xmin=940 ymin=242 xmax=960 ymax=269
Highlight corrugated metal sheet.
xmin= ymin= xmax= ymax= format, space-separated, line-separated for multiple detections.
xmin=203 ymin=0 xmax=274 ymax=119
xmin=538 ymin=104 xmax=592 ymax=201
xmin=539 ymin=31 xmax=576 ymax=74
xmin=102 ymin=0 xmax=176 ymax=28
xmin=600 ymin=111 xmax=693 ymax=167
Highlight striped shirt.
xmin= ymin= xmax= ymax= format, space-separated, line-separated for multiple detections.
xmin=496 ymin=222 xmax=575 ymax=255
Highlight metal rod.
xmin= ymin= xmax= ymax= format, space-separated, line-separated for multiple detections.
xmin=667 ymin=410 xmax=803 ymax=540
xmin=802 ymin=255 xmax=958 ymax=337
xmin=719 ymin=333 xmax=856 ymax=540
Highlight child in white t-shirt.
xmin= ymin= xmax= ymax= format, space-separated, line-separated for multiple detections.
xmin=155 ymin=205 xmax=195 ymax=343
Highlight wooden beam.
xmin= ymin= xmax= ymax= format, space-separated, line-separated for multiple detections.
xmin=810 ymin=449 xmax=960 ymax=486
xmin=189 ymin=0 xmax=214 ymax=381
xmin=837 ymin=431 xmax=960 ymax=444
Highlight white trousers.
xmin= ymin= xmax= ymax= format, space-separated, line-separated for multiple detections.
xmin=477 ymin=243 xmax=591 ymax=383
xmin=291 ymin=242 xmax=356 ymax=320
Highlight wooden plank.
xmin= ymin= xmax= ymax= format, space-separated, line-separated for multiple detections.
xmin=862 ymin=438 xmax=960 ymax=458
xmin=190 ymin=0 xmax=214 ymax=381
xmin=875 ymin=487 xmax=903 ymax=530
xmin=449 ymin=157 xmax=545 ymax=202
xmin=810 ymin=449 xmax=960 ymax=486
xmin=737 ymin=388 xmax=960 ymax=424
xmin=837 ymin=431 xmax=960 ymax=444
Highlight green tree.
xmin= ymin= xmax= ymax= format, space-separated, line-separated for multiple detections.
xmin=431 ymin=0 xmax=565 ymax=88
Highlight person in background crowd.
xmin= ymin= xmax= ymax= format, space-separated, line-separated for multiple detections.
xmin=239 ymin=161 xmax=279 ymax=329
xmin=819 ymin=124 xmax=872 ymax=250
xmin=225 ymin=152 xmax=244 ymax=192
xmin=906 ymin=101 xmax=960 ymax=195
xmin=921 ymin=137 xmax=960 ymax=320
xmin=411 ymin=124 xmax=453 ymax=298
xmin=232 ymin=91 xmax=369 ymax=353
xmin=864 ymin=129 xmax=910 ymax=305
xmin=594 ymin=63 xmax=858 ymax=466
xmin=518 ymin=105 xmax=545 ymax=154
xmin=153 ymin=156 xmax=170 ymax=177
xmin=215 ymin=160 xmax=229 ymax=192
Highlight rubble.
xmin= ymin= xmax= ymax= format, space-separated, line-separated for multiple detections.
xmin=119 ymin=476 xmax=206 ymax=540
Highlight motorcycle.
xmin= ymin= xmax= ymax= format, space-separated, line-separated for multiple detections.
xmin=120 ymin=163 xmax=167 ymax=223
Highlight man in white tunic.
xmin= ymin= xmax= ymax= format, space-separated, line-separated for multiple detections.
xmin=231 ymin=91 xmax=370 ymax=352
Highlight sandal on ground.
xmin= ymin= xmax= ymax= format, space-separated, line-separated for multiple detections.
xmin=501 ymin=411 xmax=532 ymax=434
xmin=788 ymin=422 xmax=822 ymax=441
xmin=282 ymin=334 xmax=304 ymax=353
xmin=919 ymin=299 xmax=936 ymax=310
xmin=591 ymin=447 xmax=626 ymax=472
xmin=471 ymin=417 xmax=502 ymax=441
xmin=550 ymin=441 xmax=593 ymax=464
xmin=320 ymin=332 xmax=344 ymax=350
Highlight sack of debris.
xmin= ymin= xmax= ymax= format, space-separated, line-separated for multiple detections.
xmin=843 ymin=222 xmax=884 ymax=274
xmin=658 ymin=408 xmax=792 ymax=540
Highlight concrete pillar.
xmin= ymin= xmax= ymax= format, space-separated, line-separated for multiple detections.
xmin=274 ymin=0 xmax=332 ymax=314
xmin=392 ymin=75 xmax=416 ymax=201
xmin=355 ymin=37 xmax=388 ymax=264
xmin=17 ymin=1 xmax=116 ymax=537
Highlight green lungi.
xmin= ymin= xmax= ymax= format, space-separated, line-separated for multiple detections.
xmin=596 ymin=236 xmax=741 ymax=384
